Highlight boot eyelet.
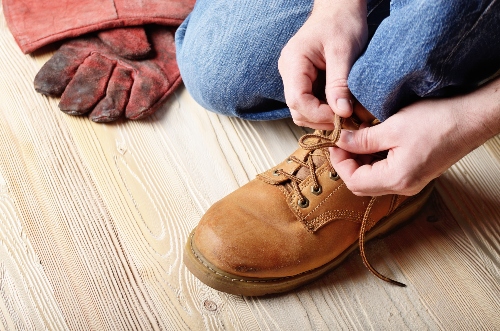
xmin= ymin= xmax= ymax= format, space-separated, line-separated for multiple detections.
xmin=298 ymin=197 xmax=309 ymax=208
xmin=329 ymin=171 xmax=340 ymax=181
xmin=286 ymin=158 xmax=293 ymax=164
xmin=273 ymin=169 xmax=281 ymax=176
xmin=311 ymin=185 xmax=322 ymax=195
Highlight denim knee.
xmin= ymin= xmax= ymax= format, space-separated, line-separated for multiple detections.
xmin=176 ymin=25 xmax=282 ymax=119
xmin=175 ymin=0 xmax=313 ymax=120
xmin=349 ymin=0 xmax=500 ymax=121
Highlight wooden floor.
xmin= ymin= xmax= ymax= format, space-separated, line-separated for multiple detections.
xmin=0 ymin=7 xmax=499 ymax=331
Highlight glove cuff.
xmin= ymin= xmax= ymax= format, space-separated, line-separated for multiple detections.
xmin=3 ymin=0 xmax=194 ymax=53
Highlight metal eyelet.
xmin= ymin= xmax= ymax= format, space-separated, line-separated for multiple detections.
xmin=297 ymin=197 xmax=309 ymax=208
xmin=311 ymin=185 xmax=322 ymax=195
xmin=273 ymin=169 xmax=281 ymax=176
xmin=329 ymin=171 xmax=340 ymax=181
xmin=286 ymin=158 xmax=293 ymax=164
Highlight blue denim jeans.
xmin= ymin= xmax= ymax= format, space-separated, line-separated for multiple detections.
xmin=175 ymin=0 xmax=500 ymax=121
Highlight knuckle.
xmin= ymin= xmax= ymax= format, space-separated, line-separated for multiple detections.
xmin=278 ymin=45 xmax=295 ymax=68
xmin=326 ymin=78 xmax=349 ymax=89
xmin=341 ymin=176 xmax=356 ymax=191
xmin=332 ymin=43 xmax=352 ymax=57
xmin=356 ymin=128 xmax=372 ymax=150
xmin=290 ymin=110 xmax=307 ymax=126
xmin=293 ymin=119 xmax=307 ymax=127
xmin=286 ymin=97 xmax=301 ymax=112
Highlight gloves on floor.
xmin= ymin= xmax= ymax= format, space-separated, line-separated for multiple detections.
xmin=34 ymin=26 xmax=181 ymax=122
xmin=3 ymin=0 xmax=195 ymax=122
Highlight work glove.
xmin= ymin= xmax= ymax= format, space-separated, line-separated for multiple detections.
xmin=3 ymin=0 xmax=195 ymax=54
xmin=34 ymin=25 xmax=181 ymax=122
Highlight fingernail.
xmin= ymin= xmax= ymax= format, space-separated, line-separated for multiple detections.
xmin=342 ymin=130 xmax=354 ymax=144
xmin=336 ymin=98 xmax=352 ymax=114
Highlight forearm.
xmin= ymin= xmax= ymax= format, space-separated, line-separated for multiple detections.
xmin=455 ymin=76 xmax=500 ymax=151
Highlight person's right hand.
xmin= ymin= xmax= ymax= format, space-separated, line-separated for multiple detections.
xmin=278 ymin=0 xmax=368 ymax=130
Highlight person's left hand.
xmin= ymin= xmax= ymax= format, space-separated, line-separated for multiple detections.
xmin=278 ymin=0 xmax=368 ymax=130
xmin=329 ymin=81 xmax=500 ymax=196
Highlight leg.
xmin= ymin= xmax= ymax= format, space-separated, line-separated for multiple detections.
xmin=175 ymin=0 xmax=313 ymax=120
xmin=349 ymin=0 xmax=500 ymax=121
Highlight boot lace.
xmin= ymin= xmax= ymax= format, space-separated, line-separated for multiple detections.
xmin=278 ymin=114 xmax=405 ymax=287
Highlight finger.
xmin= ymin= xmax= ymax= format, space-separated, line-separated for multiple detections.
xmin=125 ymin=63 xmax=167 ymax=119
xmin=59 ymin=53 xmax=115 ymax=115
xmin=90 ymin=66 xmax=133 ymax=122
xmin=330 ymin=146 xmax=394 ymax=196
xmin=34 ymin=40 xmax=93 ymax=96
xmin=329 ymin=146 xmax=361 ymax=181
xmin=97 ymin=27 xmax=152 ymax=60
xmin=126 ymin=27 xmax=181 ymax=120
xmin=279 ymin=53 xmax=335 ymax=124
xmin=324 ymin=47 xmax=355 ymax=118
xmin=290 ymin=108 xmax=337 ymax=130
xmin=335 ymin=124 xmax=395 ymax=154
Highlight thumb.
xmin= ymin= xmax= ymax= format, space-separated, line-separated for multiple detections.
xmin=335 ymin=125 xmax=393 ymax=154
xmin=324 ymin=50 xmax=354 ymax=118
xmin=97 ymin=27 xmax=152 ymax=60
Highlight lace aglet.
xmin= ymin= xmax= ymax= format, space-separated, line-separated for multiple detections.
xmin=389 ymin=279 xmax=407 ymax=288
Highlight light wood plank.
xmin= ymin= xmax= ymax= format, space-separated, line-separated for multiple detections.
xmin=0 ymin=3 xmax=499 ymax=330
xmin=0 ymin=173 xmax=67 ymax=330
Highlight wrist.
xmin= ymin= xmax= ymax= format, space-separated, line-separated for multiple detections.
xmin=459 ymin=77 xmax=500 ymax=143
xmin=449 ymin=76 xmax=500 ymax=155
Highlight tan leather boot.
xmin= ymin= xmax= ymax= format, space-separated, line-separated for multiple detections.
xmin=184 ymin=115 xmax=434 ymax=296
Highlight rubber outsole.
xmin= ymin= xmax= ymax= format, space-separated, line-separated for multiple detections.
xmin=184 ymin=182 xmax=435 ymax=296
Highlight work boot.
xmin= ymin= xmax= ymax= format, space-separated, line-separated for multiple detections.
xmin=184 ymin=114 xmax=434 ymax=296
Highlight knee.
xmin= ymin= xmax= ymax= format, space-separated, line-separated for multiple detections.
xmin=175 ymin=39 xmax=243 ymax=117
xmin=175 ymin=13 xmax=264 ymax=117
xmin=175 ymin=0 xmax=313 ymax=118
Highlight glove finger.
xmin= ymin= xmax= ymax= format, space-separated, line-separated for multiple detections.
xmin=124 ymin=63 xmax=169 ymax=120
xmin=59 ymin=53 xmax=115 ymax=115
xmin=97 ymin=27 xmax=152 ymax=60
xmin=34 ymin=40 xmax=93 ymax=96
xmin=125 ymin=28 xmax=181 ymax=120
xmin=90 ymin=66 xmax=134 ymax=122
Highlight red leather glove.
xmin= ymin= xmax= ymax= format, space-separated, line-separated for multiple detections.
xmin=34 ymin=25 xmax=181 ymax=122
xmin=97 ymin=27 xmax=152 ymax=60
xmin=3 ymin=0 xmax=195 ymax=54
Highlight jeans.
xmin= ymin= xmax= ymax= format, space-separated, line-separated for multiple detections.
xmin=175 ymin=0 xmax=500 ymax=121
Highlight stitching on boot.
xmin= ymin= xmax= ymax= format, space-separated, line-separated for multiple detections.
xmin=304 ymin=182 xmax=345 ymax=219
xmin=306 ymin=210 xmax=372 ymax=232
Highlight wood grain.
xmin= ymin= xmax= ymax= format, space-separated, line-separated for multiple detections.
xmin=0 ymin=3 xmax=499 ymax=330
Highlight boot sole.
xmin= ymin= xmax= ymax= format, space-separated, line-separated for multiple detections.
xmin=184 ymin=182 xmax=434 ymax=296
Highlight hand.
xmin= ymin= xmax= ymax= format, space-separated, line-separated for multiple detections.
xmin=278 ymin=0 xmax=368 ymax=130
xmin=34 ymin=26 xmax=181 ymax=122
xmin=330 ymin=78 xmax=500 ymax=196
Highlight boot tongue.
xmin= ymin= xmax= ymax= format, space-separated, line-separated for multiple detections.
xmin=293 ymin=152 xmax=326 ymax=180
xmin=293 ymin=130 xmax=332 ymax=181
xmin=257 ymin=130 xmax=338 ymax=185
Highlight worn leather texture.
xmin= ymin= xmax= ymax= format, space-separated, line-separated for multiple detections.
xmin=192 ymin=132 xmax=411 ymax=279
xmin=34 ymin=26 xmax=181 ymax=122
xmin=97 ymin=27 xmax=152 ymax=60
xmin=3 ymin=0 xmax=195 ymax=53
